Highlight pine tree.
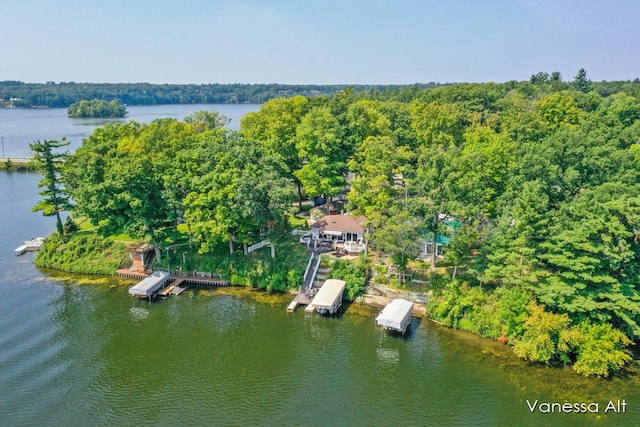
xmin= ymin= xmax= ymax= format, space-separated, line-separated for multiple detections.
xmin=30 ymin=138 xmax=74 ymax=236
xmin=573 ymin=68 xmax=592 ymax=93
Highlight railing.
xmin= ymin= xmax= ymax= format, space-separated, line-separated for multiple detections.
xmin=246 ymin=240 xmax=270 ymax=254
xmin=344 ymin=241 xmax=365 ymax=253
xmin=307 ymin=255 xmax=321 ymax=290
xmin=302 ymin=253 xmax=315 ymax=283
xmin=302 ymin=252 xmax=321 ymax=292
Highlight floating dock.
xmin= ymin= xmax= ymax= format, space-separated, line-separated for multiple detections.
xmin=159 ymin=279 xmax=186 ymax=298
xmin=305 ymin=279 xmax=346 ymax=315
xmin=14 ymin=237 xmax=45 ymax=255
xmin=376 ymin=298 xmax=414 ymax=334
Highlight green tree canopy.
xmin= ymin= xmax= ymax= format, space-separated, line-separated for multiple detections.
xmin=67 ymin=99 xmax=127 ymax=118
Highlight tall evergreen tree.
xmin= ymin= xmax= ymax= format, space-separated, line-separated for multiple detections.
xmin=30 ymin=138 xmax=74 ymax=236
xmin=573 ymin=68 xmax=592 ymax=93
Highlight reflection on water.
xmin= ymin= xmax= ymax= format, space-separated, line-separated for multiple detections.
xmin=129 ymin=306 xmax=150 ymax=321
xmin=376 ymin=347 xmax=400 ymax=365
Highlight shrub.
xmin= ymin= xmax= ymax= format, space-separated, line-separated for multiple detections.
xmin=330 ymin=258 xmax=369 ymax=301
xmin=559 ymin=322 xmax=632 ymax=376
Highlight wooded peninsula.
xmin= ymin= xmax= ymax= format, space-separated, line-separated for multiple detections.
xmin=30 ymin=70 xmax=640 ymax=377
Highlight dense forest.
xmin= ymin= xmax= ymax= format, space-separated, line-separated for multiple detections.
xmin=0 ymin=81 xmax=436 ymax=108
xmin=51 ymin=70 xmax=640 ymax=376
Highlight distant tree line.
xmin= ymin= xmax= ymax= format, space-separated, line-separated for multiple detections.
xmin=0 ymin=81 xmax=439 ymax=108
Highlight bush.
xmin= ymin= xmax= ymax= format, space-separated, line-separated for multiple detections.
xmin=559 ymin=322 xmax=632 ymax=377
xmin=330 ymin=258 xmax=369 ymax=301
xmin=429 ymin=282 xmax=502 ymax=338
xmin=512 ymin=303 xmax=571 ymax=364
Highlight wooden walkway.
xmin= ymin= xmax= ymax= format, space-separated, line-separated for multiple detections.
xmin=117 ymin=269 xmax=230 ymax=300
xmin=117 ymin=269 xmax=229 ymax=286
xmin=116 ymin=269 xmax=152 ymax=279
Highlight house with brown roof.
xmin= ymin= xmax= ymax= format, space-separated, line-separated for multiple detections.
xmin=307 ymin=214 xmax=368 ymax=254
xmin=311 ymin=214 xmax=367 ymax=242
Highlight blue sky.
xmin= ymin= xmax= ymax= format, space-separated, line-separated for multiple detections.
xmin=1 ymin=0 xmax=638 ymax=84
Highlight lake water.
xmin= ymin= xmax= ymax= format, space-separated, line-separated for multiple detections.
xmin=1 ymin=108 xmax=639 ymax=426
xmin=0 ymin=104 xmax=260 ymax=158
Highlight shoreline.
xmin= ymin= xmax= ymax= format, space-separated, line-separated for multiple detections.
xmin=0 ymin=159 xmax=38 ymax=171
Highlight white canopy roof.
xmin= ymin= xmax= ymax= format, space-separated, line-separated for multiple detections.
xmin=129 ymin=271 xmax=171 ymax=297
xmin=376 ymin=299 xmax=414 ymax=331
xmin=311 ymin=279 xmax=346 ymax=308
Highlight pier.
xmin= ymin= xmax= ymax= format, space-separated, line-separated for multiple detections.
xmin=118 ymin=269 xmax=230 ymax=300
xmin=158 ymin=279 xmax=186 ymax=297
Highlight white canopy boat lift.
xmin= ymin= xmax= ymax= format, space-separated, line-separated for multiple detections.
xmin=128 ymin=271 xmax=172 ymax=300
xmin=376 ymin=298 xmax=414 ymax=334
xmin=305 ymin=279 xmax=346 ymax=315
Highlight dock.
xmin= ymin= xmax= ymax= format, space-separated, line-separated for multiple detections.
xmin=287 ymin=251 xmax=327 ymax=312
xmin=119 ymin=269 xmax=230 ymax=300
xmin=287 ymin=291 xmax=314 ymax=312
xmin=159 ymin=279 xmax=186 ymax=297
xmin=14 ymin=237 xmax=44 ymax=255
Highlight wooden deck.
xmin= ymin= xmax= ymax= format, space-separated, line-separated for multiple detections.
xmin=287 ymin=291 xmax=314 ymax=312
xmin=174 ymin=274 xmax=230 ymax=287
xmin=117 ymin=269 xmax=229 ymax=286
xmin=116 ymin=269 xmax=153 ymax=279
xmin=118 ymin=269 xmax=229 ymax=300
xmin=158 ymin=279 xmax=187 ymax=297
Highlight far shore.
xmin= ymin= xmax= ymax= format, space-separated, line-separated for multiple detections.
xmin=0 ymin=158 xmax=38 ymax=171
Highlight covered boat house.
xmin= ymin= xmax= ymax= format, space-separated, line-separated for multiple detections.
xmin=305 ymin=279 xmax=347 ymax=315
xmin=376 ymin=298 xmax=414 ymax=334
xmin=128 ymin=271 xmax=171 ymax=299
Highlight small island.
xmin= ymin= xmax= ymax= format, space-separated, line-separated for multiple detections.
xmin=67 ymin=98 xmax=127 ymax=118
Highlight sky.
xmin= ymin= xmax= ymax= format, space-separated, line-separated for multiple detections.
xmin=1 ymin=0 xmax=638 ymax=85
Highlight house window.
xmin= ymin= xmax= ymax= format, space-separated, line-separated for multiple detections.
xmin=421 ymin=242 xmax=443 ymax=256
